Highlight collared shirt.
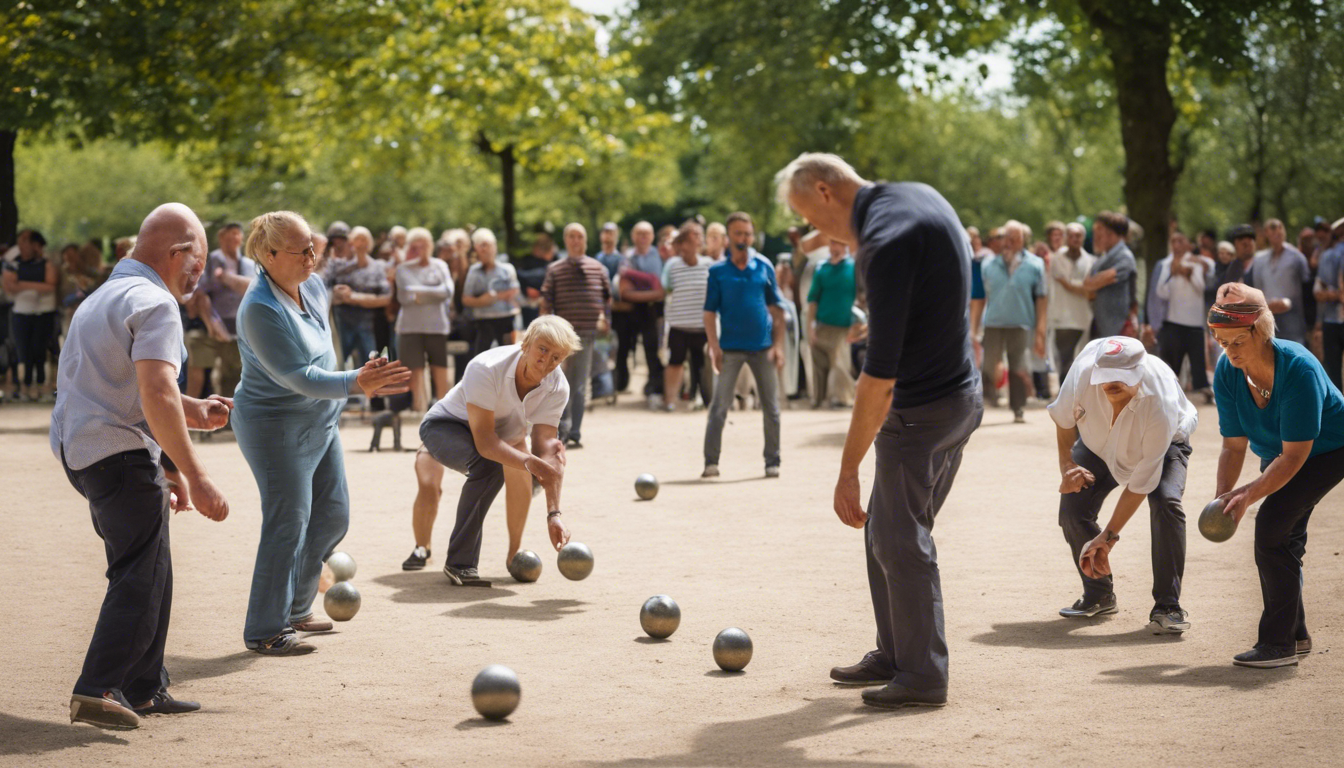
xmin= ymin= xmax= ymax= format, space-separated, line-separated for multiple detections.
xmin=1155 ymin=254 xmax=1210 ymax=327
xmin=324 ymin=254 xmax=389 ymax=329
xmin=424 ymin=344 xmax=568 ymax=443
xmin=1047 ymin=338 xmax=1198 ymax=495
xmin=1214 ymin=339 xmax=1344 ymax=462
xmin=1089 ymin=242 xmax=1137 ymax=336
xmin=850 ymin=182 xmax=977 ymax=407
xmin=50 ymin=259 xmax=185 ymax=469
xmin=394 ymin=257 xmax=454 ymax=335
xmin=197 ymin=248 xmax=257 ymax=333
xmin=463 ymin=261 xmax=520 ymax=320
xmin=595 ymin=250 xmax=623 ymax=279
xmin=540 ymin=255 xmax=610 ymax=332
xmin=1251 ymin=246 xmax=1312 ymax=342
xmin=1317 ymin=243 xmax=1344 ymax=324
xmin=807 ymin=256 xmax=856 ymax=328
xmin=704 ymin=251 xmax=780 ymax=352
xmin=661 ymin=255 xmax=711 ymax=330
xmin=981 ymin=250 xmax=1046 ymax=330
xmin=1047 ymin=248 xmax=1096 ymax=331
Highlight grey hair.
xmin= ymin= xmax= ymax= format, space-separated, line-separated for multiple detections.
xmin=1065 ymin=222 xmax=1086 ymax=235
xmin=471 ymin=228 xmax=497 ymax=248
xmin=774 ymin=152 xmax=867 ymax=207
xmin=563 ymin=222 xmax=587 ymax=239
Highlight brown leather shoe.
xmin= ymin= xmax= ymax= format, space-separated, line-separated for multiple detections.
xmin=830 ymin=651 xmax=895 ymax=687
xmin=291 ymin=615 xmax=334 ymax=633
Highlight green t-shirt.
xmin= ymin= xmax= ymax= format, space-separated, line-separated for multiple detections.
xmin=807 ymin=257 xmax=856 ymax=328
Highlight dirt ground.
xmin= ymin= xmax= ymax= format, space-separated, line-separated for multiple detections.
xmin=1 ymin=388 xmax=1341 ymax=768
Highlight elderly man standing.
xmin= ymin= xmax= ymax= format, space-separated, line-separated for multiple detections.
xmin=976 ymin=220 xmax=1047 ymax=424
xmin=52 ymin=203 xmax=232 ymax=730
xmin=777 ymin=153 xmax=981 ymax=709
xmin=185 ymin=222 xmax=254 ymax=400
xmin=541 ymin=223 xmax=611 ymax=448
xmin=1251 ymin=219 xmax=1312 ymax=345
xmin=1083 ymin=212 xmax=1138 ymax=339
xmin=1049 ymin=222 xmax=1095 ymax=383
xmin=618 ymin=221 xmax=666 ymax=407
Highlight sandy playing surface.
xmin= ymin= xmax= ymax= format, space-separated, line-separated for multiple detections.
xmin=1 ymin=393 xmax=1341 ymax=767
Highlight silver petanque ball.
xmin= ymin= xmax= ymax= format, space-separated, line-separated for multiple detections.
xmin=557 ymin=542 xmax=594 ymax=581
xmin=327 ymin=551 xmax=357 ymax=582
xmin=509 ymin=550 xmax=543 ymax=583
xmin=640 ymin=595 xmax=681 ymax=639
xmin=471 ymin=664 xmax=521 ymax=720
xmin=1198 ymin=498 xmax=1238 ymax=543
xmin=323 ymin=581 xmax=361 ymax=622
xmin=635 ymin=473 xmax=659 ymax=501
xmin=713 ymin=627 xmax=753 ymax=672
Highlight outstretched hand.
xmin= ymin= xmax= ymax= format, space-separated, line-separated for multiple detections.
xmin=357 ymin=357 xmax=412 ymax=397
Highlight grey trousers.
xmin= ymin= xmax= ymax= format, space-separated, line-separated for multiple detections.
xmin=866 ymin=384 xmax=982 ymax=693
xmin=1058 ymin=438 xmax=1190 ymax=611
xmin=981 ymin=326 xmax=1028 ymax=412
xmin=704 ymin=349 xmax=780 ymax=468
xmin=559 ymin=331 xmax=597 ymax=443
xmin=420 ymin=417 xmax=505 ymax=570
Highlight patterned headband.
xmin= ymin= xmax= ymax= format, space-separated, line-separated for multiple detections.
xmin=1207 ymin=302 xmax=1264 ymax=328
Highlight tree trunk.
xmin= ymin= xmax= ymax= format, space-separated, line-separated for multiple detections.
xmin=1080 ymin=2 xmax=1176 ymax=272
xmin=0 ymin=130 xmax=17 ymax=248
xmin=500 ymin=144 xmax=517 ymax=254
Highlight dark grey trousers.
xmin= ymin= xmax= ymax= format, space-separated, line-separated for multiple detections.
xmin=865 ymin=384 xmax=982 ymax=693
xmin=420 ymin=417 xmax=505 ymax=570
xmin=1058 ymin=438 xmax=1190 ymax=611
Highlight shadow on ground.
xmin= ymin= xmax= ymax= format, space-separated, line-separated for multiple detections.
xmin=1097 ymin=663 xmax=1296 ymax=690
xmin=969 ymin=618 xmax=1184 ymax=649
xmin=662 ymin=477 xmax=770 ymax=487
xmin=0 ymin=711 xmax=129 ymax=756
xmin=164 ymin=651 xmax=260 ymax=683
xmin=447 ymin=598 xmax=586 ymax=622
xmin=571 ymin=697 xmax=925 ymax=768
xmin=372 ymin=571 xmax=516 ymax=604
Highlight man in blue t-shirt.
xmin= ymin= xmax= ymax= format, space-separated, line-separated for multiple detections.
xmin=701 ymin=211 xmax=784 ymax=479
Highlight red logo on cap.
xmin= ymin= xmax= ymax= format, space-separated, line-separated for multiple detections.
xmin=1104 ymin=339 xmax=1125 ymax=356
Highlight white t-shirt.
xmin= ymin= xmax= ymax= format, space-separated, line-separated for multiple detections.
xmin=1046 ymin=338 xmax=1198 ymax=495
xmin=424 ymin=344 xmax=568 ymax=443
xmin=1047 ymin=248 xmax=1096 ymax=331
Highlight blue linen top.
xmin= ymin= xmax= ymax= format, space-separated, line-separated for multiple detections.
xmin=234 ymin=270 xmax=358 ymax=419
xmin=704 ymin=251 xmax=780 ymax=352
xmin=981 ymin=251 xmax=1046 ymax=330
xmin=1214 ymin=338 xmax=1344 ymax=461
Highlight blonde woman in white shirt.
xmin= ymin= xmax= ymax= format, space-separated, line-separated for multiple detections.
xmin=1047 ymin=336 xmax=1198 ymax=634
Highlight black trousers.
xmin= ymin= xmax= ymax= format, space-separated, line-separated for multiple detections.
xmin=1157 ymin=321 xmax=1208 ymax=390
xmin=1058 ymin=438 xmax=1189 ymax=610
xmin=1253 ymin=447 xmax=1344 ymax=651
xmin=612 ymin=307 xmax=664 ymax=394
xmin=12 ymin=312 xmax=53 ymax=386
xmin=472 ymin=316 xmax=515 ymax=358
xmin=1054 ymin=328 xmax=1085 ymax=385
xmin=865 ymin=384 xmax=982 ymax=692
xmin=62 ymin=449 xmax=172 ymax=703
xmin=1321 ymin=323 xmax=1343 ymax=392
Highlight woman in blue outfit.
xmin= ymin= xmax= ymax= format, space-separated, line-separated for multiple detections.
xmin=1208 ymin=283 xmax=1344 ymax=669
xmin=233 ymin=211 xmax=411 ymax=655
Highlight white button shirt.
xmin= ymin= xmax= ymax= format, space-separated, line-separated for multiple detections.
xmin=1154 ymin=254 xmax=1213 ymax=327
xmin=1047 ymin=338 xmax=1198 ymax=494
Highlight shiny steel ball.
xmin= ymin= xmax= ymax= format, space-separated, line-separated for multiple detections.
xmin=1198 ymin=498 xmax=1238 ymax=542
xmin=640 ymin=595 xmax=681 ymax=639
xmin=635 ymin=473 xmax=659 ymax=501
xmin=326 ymin=551 xmax=357 ymax=582
xmin=323 ymin=581 xmax=361 ymax=622
xmin=509 ymin=550 xmax=543 ymax=583
xmin=471 ymin=665 xmax=521 ymax=720
xmin=713 ymin=627 xmax=753 ymax=672
xmin=557 ymin=542 xmax=594 ymax=581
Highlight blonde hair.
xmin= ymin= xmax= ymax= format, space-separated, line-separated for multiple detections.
xmin=774 ymin=152 xmax=867 ymax=207
xmin=1214 ymin=283 xmax=1277 ymax=339
xmin=246 ymin=211 xmax=310 ymax=269
xmin=349 ymin=226 xmax=373 ymax=251
xmin=706 ymin=222 xmax=726 ymax=238
xmin=519 ymin=315 xmax=582 ymax=357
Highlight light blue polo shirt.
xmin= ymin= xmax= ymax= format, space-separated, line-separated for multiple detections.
xmin=981 ymin=251 xmax=1046 ymax=330
xmin=704 ymin=253 xmax=780 ymax=352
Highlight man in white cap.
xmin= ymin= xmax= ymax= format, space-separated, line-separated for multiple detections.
xmin=1047 ymin=335 xmax=1198 ymax=634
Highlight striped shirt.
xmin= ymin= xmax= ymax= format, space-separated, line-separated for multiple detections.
xmin=661 ymin=256 xmax=710 ymax=330
xmin=540 ymin=255 xmax=610 ymax=332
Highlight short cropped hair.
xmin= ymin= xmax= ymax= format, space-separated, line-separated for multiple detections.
xmin=471 ymin=228 xmax=497 ymax=248
xmin=563 ymin=222 xmax=587 ymax=239
xmin=246 ymin=211 xmax=310 ymax=268
xmin=520 ymin=314 xmax=582 ymax=358
xmin=1065 ymin=222 xmax=1086 ymax=236
xmin=405 ymin=227 xmax=434 ymax=252
xmin=1095 ymin=211 xmax=1129 ymax=238
xmin=773 ymin=152 xmax=868 ymax=207
xmin=725 ymin=211 xmax=754 ymax=229
xmin=349 ymin=226 xmax=373 ymax=250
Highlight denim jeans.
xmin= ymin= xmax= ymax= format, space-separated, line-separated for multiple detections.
xmin=338 ymin=318 xmax=377 ymax=368
xmin=560 ymin=331 xmax=597 ymax=442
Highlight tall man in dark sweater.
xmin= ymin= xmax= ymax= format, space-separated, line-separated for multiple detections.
xmin=776 ymin=153 xmax=982 ymax=709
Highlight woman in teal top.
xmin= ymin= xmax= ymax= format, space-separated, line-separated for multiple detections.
xmin=1209 ymin=283 xmax=1344 ymax=669
xmin=233 ymin=211 xmax=410 ymax=655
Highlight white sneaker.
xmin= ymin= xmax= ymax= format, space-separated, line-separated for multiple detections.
xmin=765 ymin=465 xmax=780 ymax=478
xmin=701 ymin=464 xmax=720 ymax=479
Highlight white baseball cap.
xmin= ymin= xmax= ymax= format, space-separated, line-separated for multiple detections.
xmin=1091 ymin=336 xmax=1145 ymax=387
